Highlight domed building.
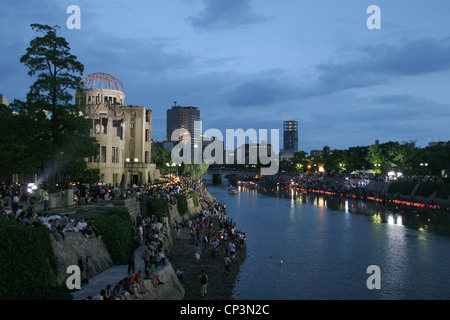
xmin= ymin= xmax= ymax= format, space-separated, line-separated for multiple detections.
xmin=76 ymin=72 xmax=158 ymax=186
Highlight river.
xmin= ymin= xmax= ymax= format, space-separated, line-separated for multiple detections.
xmin=205 ymin=181 xmax=450 ymax=300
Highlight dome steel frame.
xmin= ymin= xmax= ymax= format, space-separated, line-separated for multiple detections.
xmin=82 ymin=72 xmax=124 ymax=92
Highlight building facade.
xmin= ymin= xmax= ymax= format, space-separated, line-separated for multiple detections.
xmin=167 ymin=105 xmax=200 ymax=143
xmin=167 ymin=104 xmax=201 ymax=161
xmin=283 ymin=120 xmax=298 ymax=153
xmin=75 ymin=72 xmax=158 ymax=186
xmin=0 ymin=94 xmax=9 ymax=106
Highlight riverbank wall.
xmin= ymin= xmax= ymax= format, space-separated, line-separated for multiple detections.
xmin=268 ymin=176 xmax=450 ymax=209
xmin=365 ymin=181 xmax=450 ymax=208
xmin=52 ymin=185 xmax=219 ymax=300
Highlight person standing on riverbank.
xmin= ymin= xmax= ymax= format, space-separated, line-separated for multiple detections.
xmin=195 ymin=244 xmax=201 ymax=262
xmin=199 ymin=269 xmax=208 ymax=299
xmin=127 ymin=251 xmax=135 ymax=276
xmin=78 ymin=256 xmax=88 ymax=284
xmin=43 ymin=188 xmax=49 ymax=212
xmin=224 ymin=255 xmax=231 ymax=275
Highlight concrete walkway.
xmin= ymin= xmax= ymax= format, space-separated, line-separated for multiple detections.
xmin=71 ymin=245 xmax=148 ymax=300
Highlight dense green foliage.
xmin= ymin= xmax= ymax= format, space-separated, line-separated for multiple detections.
xmin=182 ymin=162 xmax=209 ymax=179
xmin=414 ymin=183 xmax=442 ymax=198
xmin=0 ymin=219 xmax=71 ymax=300
xmin=1 ymin=24 xmax=98 ymax=186
xmin=267 ymin=141 xmax=450 ymax=176
xmin=175 ymin=194 xmax=188 ymax=215
xmin=151 ymin=147 xmax=174 ymax=174
xmin=386 ymin=182 xmax=450 ymax=200
xmin=94 ymin=210 xmax=138 ymax=265
xmin=189 ymin=190 xmax=199 ymax=206
xmin=387 ymin=181 xmax=417 ymax=195
xmin=438 ymin=184 xmax=450 ymax=200
xmin=147 ymin=197 xmax=170 ymax=220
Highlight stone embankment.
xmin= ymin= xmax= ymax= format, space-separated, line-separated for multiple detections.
xmin=365 ymin=181 xmax=450 ymax=208
xmin=70 ymin=244 xmax=186 ymax=300
xmin=53 ymin=185 xmax=240 ymax=300
xmin=52 ymin=232 xmax=114 ymax=286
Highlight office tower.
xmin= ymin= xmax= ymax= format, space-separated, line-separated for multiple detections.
xmin=0 ymin=94 xmax=9 ymax=106
xmin=166 ymin=104 xmax=200 ymax=143
xmin=283 ymin=120 xmax=298 ymax=153
xmin=167 ymin=104 xmax=201 ymax=162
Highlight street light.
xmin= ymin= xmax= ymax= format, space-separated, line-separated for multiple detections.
xmin=166 ymin=162 xmax=181 ymax=175
xmin=126 ymin=158 xmax=139 ymax=186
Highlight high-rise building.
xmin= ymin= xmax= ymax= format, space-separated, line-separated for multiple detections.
xmin=283 ymin=120 xmax=298 ymax=153
xmin=167 ymin=103 xmax=201 ymax=161
xmin=166 ymin=104 xmax=200 ymax=143
xmin=0 ymin=94 xmax=9 ymax=106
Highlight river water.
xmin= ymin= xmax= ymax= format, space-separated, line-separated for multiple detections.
xmin=205 ymin=182 xmax=450 ymax=300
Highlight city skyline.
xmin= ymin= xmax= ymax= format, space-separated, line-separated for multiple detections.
xmin=2 ymin=0 xmax=450 ymax=153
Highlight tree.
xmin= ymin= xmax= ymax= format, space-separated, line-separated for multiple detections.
xmin=425 ymin=143 xmax=450 ymax=176
xmin=345 ymin=146 xmax=370 ymax=171
xmin=366 ymin=144 xmax=384 ymax=173
xmin=393 ymin=141 xmax=416 ymax=174
xmin=279 ymin=160 xmax=294 ymax=172
xmin=323 ymin=149 xmax=346 ymax=174
xmin=9 ymin=23 xmax=98 ymax=187
xmin=0 ymin=102 xmax=53 ymax=180
xmin=151 ymin=147 xmax=172 ymax=174
xmin=182 ymin=162 xmax=209 ymax=179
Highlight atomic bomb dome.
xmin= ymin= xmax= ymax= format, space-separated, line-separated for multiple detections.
xmin=75 ymin=71 xmax=158 ymax=186
xmin=76 ymin=72 xmax=125 ymax=106
xmin=82 ymin=72 xmax=124 ymax=92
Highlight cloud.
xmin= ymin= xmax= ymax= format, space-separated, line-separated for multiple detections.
xmin=372 ymin=94 xmax=413 ymax=105
xmin=224 ymin=77 xmax=296 ymax=107
xmin=309 ymin=37 xmax=450 ymax=97
xmin=188 ymin=0 xmax=268 ymax=31
xmin=206 ymin=37 xmax=450 ymax=110
xmin=72 ymin=33 xmax=196 ymax=77
xmin=208 ymin=68 xmax=301 ymax=108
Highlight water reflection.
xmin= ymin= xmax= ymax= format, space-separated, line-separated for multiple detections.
xmin=250 ymin=186 xmax=450 ymax=238
xmin=209 ymin=183 xmax=450 ymax=299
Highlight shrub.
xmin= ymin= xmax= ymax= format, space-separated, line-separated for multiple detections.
xmin=387 ymin=181 xmax=417 ymax=195
xmin=0 ymin=219 xmax=71 ymax=300
xmin=147 ymin=197 xmax=170 ymax=220
xmin=175 ymin=194 xmax=188 ymax=215
xmin=189 ymin=190 xmax=199 ymax=206
xmin=414 ymin=182 xmax=441 ymax=198
xmin=94 ymin=210 xmax=138 ymax=265
xmin=438 ymin=184 xmax=450 ymax=200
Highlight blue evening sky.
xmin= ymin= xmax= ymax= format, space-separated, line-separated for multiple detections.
xmin=1 ymin=0 xmax=450 ymax=153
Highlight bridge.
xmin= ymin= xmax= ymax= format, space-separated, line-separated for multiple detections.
xmin=205 ymin=168 xmax=259 ymax=183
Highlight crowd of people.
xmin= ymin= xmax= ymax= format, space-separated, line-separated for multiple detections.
xmin=0 ymin=175 xmax=205 ymax=240
xmin=0 ymin=195 xmax=101 ymax=241
xmin=86 ymin=177 xmax=247 ymax=300
xmin=1 ymin=176 xmax=247 ymax=300
xmin=73 ymin=175 xmax=204 ymax=205
xmin=176 ymin=194 xmax=246 ymax=299
xmin=256 ymin=172 xmax=448 ymax=209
